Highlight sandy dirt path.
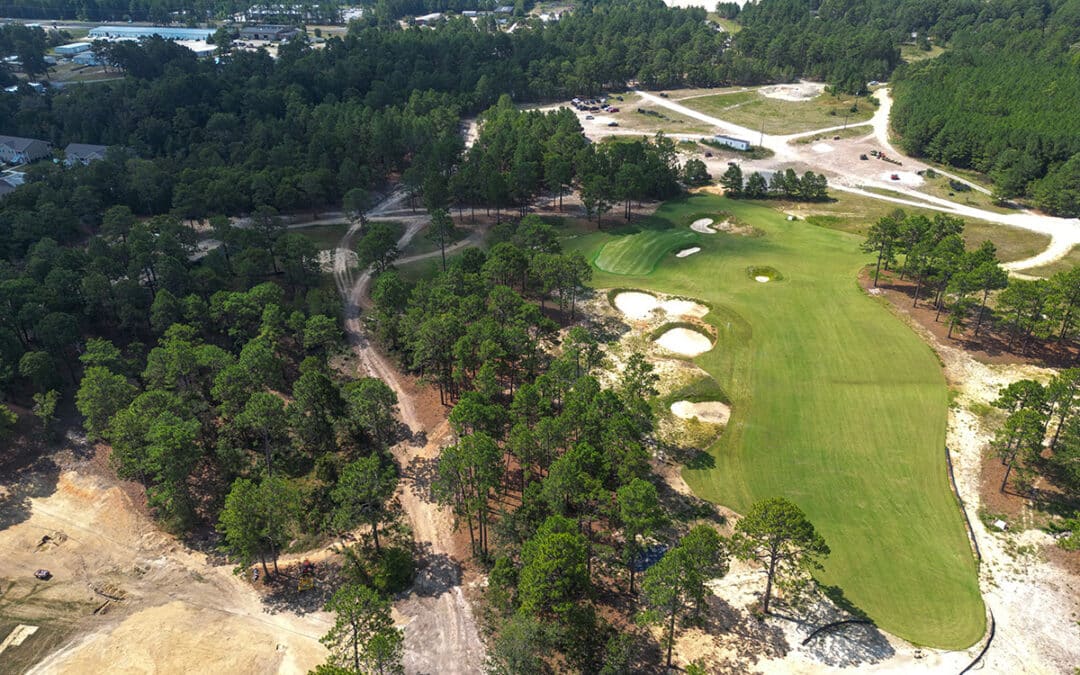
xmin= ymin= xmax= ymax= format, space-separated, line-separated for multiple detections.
xmin=333 ymin=191 xmax=486 ymax=674
xmin=633 ymin=87 xmax=1080 ymax=273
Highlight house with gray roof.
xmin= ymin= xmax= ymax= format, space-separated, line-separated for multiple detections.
xmin=0 ymin=135 xmax=52 ymax=165
xmin=64 ymin=143 xmax=109 ymax=165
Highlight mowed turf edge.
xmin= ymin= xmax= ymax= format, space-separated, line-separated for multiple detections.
xmin=562 ymin=195 xmax=985 ymax=649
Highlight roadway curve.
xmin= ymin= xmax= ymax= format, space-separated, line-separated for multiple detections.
xmin=333 ymin=191 xmax=485 ymax=674
xmin=634 ymin=88 xmax=1080 ymax=274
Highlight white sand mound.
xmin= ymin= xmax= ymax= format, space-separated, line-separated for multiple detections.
xmin=811 ymin=142 xmax=834 ymax=153
xmin=880 ymin=170 xmax=924 ymax=187
xmin=660 ymin=299 xmax=708 ymax=319
xmin=690 ymin=218 xmax=716 ymax=234
xmin=613 ymin=291 xmax=659 ymax=320
xmin=759 ymin=81 xmax=826 ymax=101
xmin=675 ymin=247 xmax=701 ymax=258
xmin=755 ymin=275 xmax=770 ymax=283
xmin=671 ymin=400 xmax=730 ymax=425
xmin=655 ymin=327 xmax=713 ymax=357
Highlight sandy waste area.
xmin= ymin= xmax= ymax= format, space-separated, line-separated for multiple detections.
xmin=759 ymin=81 xmax=826 ymax=101
xmin=671 ymin=400 xmax=730 ymax=425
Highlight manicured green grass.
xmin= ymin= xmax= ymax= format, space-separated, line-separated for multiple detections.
xmin=593 ymin=229 xmax=698 ymax=275
xmin=680 ymin=90 xmax=875 ymax=134
xmin=564 ymin=194 xmax=985 ymax=649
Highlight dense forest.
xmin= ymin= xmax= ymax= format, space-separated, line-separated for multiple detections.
xmin=890 ymin=0 xmax=1080 ymax=215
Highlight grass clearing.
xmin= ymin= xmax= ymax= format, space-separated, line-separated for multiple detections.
xmin=681 ymin=90 xmax=875 ymax=134
xmin=593 ymin=229 xmax=698 ymax=275
xmin=900 ymin=43 xmax=946 ymax=62
xmin=1023 ymin=246 xmax=1080 ymax=278
xmin=564 ymin=194 xmax=985 ymax=649
xmin=786 ymin=192 xmax=1049 ymax=263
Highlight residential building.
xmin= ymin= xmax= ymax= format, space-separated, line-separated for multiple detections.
xmin=64 ymin=143 xmax=109 ymax=165
xmin=0 ymin=135 xmax=52 ymax=165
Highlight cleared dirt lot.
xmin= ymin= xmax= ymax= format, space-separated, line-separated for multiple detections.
xmin=0 ymin=439 xmax=330 ymax=675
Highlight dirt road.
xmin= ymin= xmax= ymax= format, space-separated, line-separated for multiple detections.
xmin=334 ymin=191 xmax=486 ymax=674
xmin=633 ymin=88 xmax=1080 ymax=273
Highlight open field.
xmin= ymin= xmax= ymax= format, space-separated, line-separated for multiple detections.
xmin=680 ymin=90 xmax=875 ymax=134
xmin=916 ymin=173 xmax=1014 ymax=214
xmin=786 ymin=192 xmax=1050 ymax=263
xmin=593 ymin=228 xmax=697 ymax=275
xmin=900 ymin=43 xmax=946 ymax=62
xmin=563 ymin=194 xmax=985 ymax=649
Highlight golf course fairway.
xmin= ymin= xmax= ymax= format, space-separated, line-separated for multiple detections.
xmin=565 ymin=195 xmax=985 ymax=649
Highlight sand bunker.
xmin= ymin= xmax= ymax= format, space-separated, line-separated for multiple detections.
xmin=655 ymin=327 xmax=713 ymax=357
xmin=660 ymin=299 xmax=708 ymax=319
xmin=811 ymin=142 xmax=834 ymax=153
xmin=759 ymin=81 xmax=826 ymax=101
xmin=671 ymin=400 xmax=730 ymax=425
xmin=690 ymin=218 xmax=716 ymax=234
xmin=880 ymin=170 xmax=924 ymax=187
xmin=755 ymin=276 xmax=770 ymax=283
xmin=675 ymin=247 xmax=701 ymax=258
xmin=613 ymin=291 xmax=659 ymax=320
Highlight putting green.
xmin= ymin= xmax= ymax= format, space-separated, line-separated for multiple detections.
xmin=594 ymin=229 xmax=698 ymax=275
xmin=564 ymin=195 xmax=984 ymax=649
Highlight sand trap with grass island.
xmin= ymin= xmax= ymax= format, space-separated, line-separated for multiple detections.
xmin=671 ymin=400 xmax=730 ymax=425
xmin=690 ymin=218 xmax=716 ymax=234
xmin=660 ymin=299 xmax=708 ymax=319
xmin=675 ymin=247 xmax=701 ymax=258
xmin=655 ymin=327 xmax=713 ymax=357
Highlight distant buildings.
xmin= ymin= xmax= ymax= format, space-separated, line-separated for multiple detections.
xmin=64 ymin=143 xmax=109 ymax=165
xmin=73 ymin=52 xmax=101 ymax=66
xmin=55 ymin=42 xmax=92 ymax=56
xmin=0 ymin=135 xmax=52 ymax=165
xmin=712 ymin=134 xmax=751 ymax=151
xmin=414 ymin=13 xmax=444 ymax=25
xmin=88 ymin=26 xmax=215 ymax=41
xmin=239 ymin=24 xmax=301 ymax=41
xmin=0 ymin=177 xmax=16 ymax=198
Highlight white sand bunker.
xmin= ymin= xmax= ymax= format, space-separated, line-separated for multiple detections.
xmin=755 ymin=275 xmax=770 ymax=283
xmin=675 ymin=247 xmax=701 ymax=258
xmin=655 ymin=327 xmax=713 ymax=357
xmin=690 ymin=218 xmax=716 ymax=234
xmin=759 ymin=81 xmax=825 ymax=101
xmin=880 ymin=170 xmax=924 ymax=187
xmin=613 ymin=291 xmax=659 ymax=320
xmin=811 ymin=142 xmax=834 ymax=153
xmin=660 ymin=299 xmax=708 ymax=319
xmin=671 ymin=400 xmax=730 ymax=425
